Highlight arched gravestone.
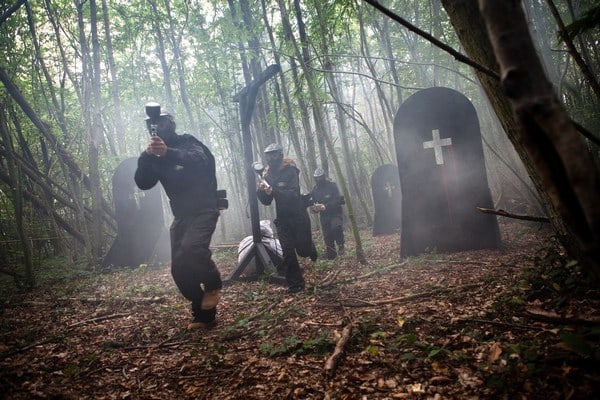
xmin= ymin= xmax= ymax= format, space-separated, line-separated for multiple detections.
xmin=394 ymin=87 xmax=501 ymax=257
xmin=102 ymin=157 xmax=170 ymax=269
xmin=371 ymin=164 xmax=402 ymax=236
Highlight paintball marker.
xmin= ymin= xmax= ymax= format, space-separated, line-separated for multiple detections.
xmin=145 ymin=101 xmax=161 ymax=136
xmin=216 ymin=189 xmax=228 ymax=211
xmin=252 ymin=161 xmax=271 ymax=190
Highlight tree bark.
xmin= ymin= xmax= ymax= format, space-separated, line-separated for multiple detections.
xmin=478 ymin=0 xmax=600 ymax=278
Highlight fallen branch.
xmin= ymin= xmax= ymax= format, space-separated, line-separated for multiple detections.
xmin=57 ymin=296 xmax=170 ymax=305
xmin=315 ymin=261 xmax=408 ymax=290
xmin=68 ymin=313 xmax=130 ymax=328
xmin=324 ymin=321 xmax=355 ymax=377
xmin=420 ymin=259 xmax=497 ymax=266
xmin=523 ymin=308 xmax=600 ymax=326
xmin=477 ymin=207 xmax=549 ymax=223
xmin=458 ymin=318 xmax=549 ymax=332
xmin=327 ymin=283 xmax=483 ymax=308
xmin=320 ymin=269 xmax=343 ymax=287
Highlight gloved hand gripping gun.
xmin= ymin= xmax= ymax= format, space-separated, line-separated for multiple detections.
xmin=252 ymin=161 xmax=271 ymax=190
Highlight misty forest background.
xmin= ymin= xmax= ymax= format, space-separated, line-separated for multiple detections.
xmin=0 ymin=0 xmax=599 ymax=290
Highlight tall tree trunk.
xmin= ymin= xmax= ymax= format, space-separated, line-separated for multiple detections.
xmin=439 ymin=0 xmax=600 ymax=278
xmin=25 ymin=2 xmax=70 ymax=141
xmin=259 ymin=0 xmax=307 ymax=176
xmin=164 ymin=0 xmax=196 ymax=131
xmin=313 ymin=0 xmax=373 ymax=227
xmin=356 ymin=3 xmax=395 ymax=139
xmin=278 ymin=0 xmax=366 ymax=264
xmin=148 ymin=0 xmax=174 ymax=109
xmin=43 ymin=0 xmax=83 ymax=113
xmin=101 ymin=0 xmax=126 ymax=155
xmin=89 ymin=0 xmax=105 ymax=265
xmin=478 ymin=0 xmax=600 ymax=278
xmin=276 ymin=0 xmax=316 ymax=184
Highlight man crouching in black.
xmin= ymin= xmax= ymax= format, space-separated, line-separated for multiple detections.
xmin=134 ymin=103 xmax=222 ymax=329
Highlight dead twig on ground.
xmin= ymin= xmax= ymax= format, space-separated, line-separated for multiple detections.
xmin=457 ymin=318 xmax=550 ymax=332
xmin=523 ymin=308 xmax=600 ymax=325
xmin=68 ymin=313 xmax=130 ymax=328
xmin=326 ymin=283 xmax=483 ymax=308
xmin=315 ymin=261 xmax=408 ymax=290
xmin=324 ymin=321 xmax=355 ymax=377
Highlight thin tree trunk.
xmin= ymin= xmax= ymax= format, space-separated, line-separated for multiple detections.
xmin=164 ymin=0 xmax=196 ymax=131
xmin=259 ymin=0 xmax=307 ymax=177
xmin=88 ymin=0 xmax=105 ymax=265
xmin=101 ymin=0 xmax=126 ymax=155
xmin=278 ymin=0 xmax=366 ymax=264
xmin=544 ymin=0 xmax=600 ymax=99
xmin=0 ymin=105 xmax=35 ymax=289
xmin=25 ymin=1 xmax=70 ymax=141
xmin=312 ymin=0 xmax=373 ymax=227
xmin=276 ymin=0 xmax=316 ymax=183
xmin=148 ymin=0 xmax=174 ymax=109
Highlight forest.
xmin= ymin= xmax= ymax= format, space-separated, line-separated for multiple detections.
xmin=1 ymin=0 xmax=599 ymax=399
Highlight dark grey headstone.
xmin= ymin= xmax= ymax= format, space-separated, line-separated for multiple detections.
xmin=102 ymin=157 xmax=170 ymax=269
xmin=371 ymin=164 xmax=402 ymax=236
xmin=394 ymin=87 xmax=501 ymax=257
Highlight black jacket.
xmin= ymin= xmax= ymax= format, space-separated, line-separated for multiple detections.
xmin=134 ymin=134 xmax=218 ymax=217
xmin=310 ymin=180 xmax=343 ymax=217
xmin=257 ymin=159 xmax=305 ymax=218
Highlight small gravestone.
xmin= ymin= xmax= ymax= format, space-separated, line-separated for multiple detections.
xmin=371 ymin=164 xmax=402 ymax=236
xmin=394 ymin=87 xmax=500 ymax=257
xmin=102 ymin=157 xmax=170 ymax=269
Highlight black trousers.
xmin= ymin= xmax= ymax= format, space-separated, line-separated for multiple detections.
xmin=274 ymin=212 xmax=314 ymax=288
xmin=170 ymin=210 xmax=221 ymax=322
xmin=321 ymin=214 xmax=344 ymax=259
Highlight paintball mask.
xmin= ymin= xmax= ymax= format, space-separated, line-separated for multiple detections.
xmin=263 ymin=143 xmax=283 ymax=169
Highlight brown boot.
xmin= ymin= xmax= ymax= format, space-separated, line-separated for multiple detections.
xmin=201 ymin=289 xmax=221 ymax=310
xmin=187 ymin=319 xmax=216 ymax=330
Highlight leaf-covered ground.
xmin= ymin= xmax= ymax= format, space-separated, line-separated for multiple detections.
xmin=1 ymin=221 xmax=599 ymax=399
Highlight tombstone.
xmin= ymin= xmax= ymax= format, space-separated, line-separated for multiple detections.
xmin=394 ymin=87 xmax=501 ymax=257
xmin=101 ymin=157 xmax=170 ymax=269
xmin=371 ymin=164 xmax=402 ymax=236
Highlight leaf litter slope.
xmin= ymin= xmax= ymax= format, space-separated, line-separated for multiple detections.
xmin=0 ymin=221 xmax=598 ymax=399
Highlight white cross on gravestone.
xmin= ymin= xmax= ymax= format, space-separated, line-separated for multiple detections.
xmin=423 ymin=129 xmax=452 ymax=165
xmin=384 ymin=181 xmax=394 ymax=198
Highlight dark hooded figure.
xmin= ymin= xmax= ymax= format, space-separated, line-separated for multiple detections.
xmin=309 ymin=168 xmax=345 ymax=259
xmin=256 ymin=143 xmax=317 ymax=293
xmin=134 ymin=105 xmax=222 ymax=330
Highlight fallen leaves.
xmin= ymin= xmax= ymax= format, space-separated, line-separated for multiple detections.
xmin=0 ymin=222 xmax=598 ymax=399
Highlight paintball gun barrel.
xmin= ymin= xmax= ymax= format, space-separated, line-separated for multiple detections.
xmin=145 ymin=102 xmax=161 ymax=136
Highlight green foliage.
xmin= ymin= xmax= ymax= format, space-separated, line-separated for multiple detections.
xmin=563 ymin=4 xmax=600 ymax=40
xmin=259 ymin=332 xmax=334 ymax=357
xmin=524 ymin=244 xmax=594 ymax=309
